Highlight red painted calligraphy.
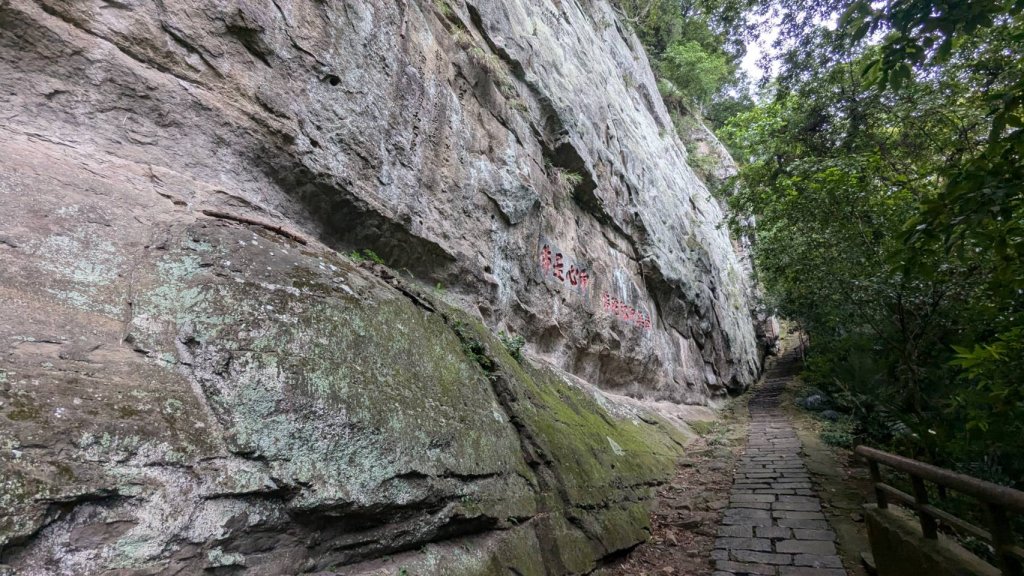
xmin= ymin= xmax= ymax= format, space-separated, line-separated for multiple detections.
xmin=538 ymin=241 xmax=592 ymax=295
xmin=601 ymin=293 xmax=652 ymax=331
xmin=567 ymin=265 xmax=580 ymax=287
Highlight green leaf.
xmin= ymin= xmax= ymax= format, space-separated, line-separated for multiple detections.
xmin=935 ymin=37 xmax=954 ymax=62
xmin=852 ymin=21 xmax=872 ymax=43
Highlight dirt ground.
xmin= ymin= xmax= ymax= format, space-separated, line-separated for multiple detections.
xmin=593 ymin=398 xmax=750 ymax=576
xmin=786 ymin=388 xmax=874 ymax=576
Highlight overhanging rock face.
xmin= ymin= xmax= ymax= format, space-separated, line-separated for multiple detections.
xmin=0 ymin=0 xmax=761 ymax=403
xmin=0 ymin=0 xmax=761 ymax=572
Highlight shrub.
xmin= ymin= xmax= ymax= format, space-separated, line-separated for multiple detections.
xmin=820 ymin=416 xmax=857 ymax=448
xmin=348 ymin=249 xmax=385 ymax=265
xmin=499 ymin=332 xmax=525 ymax=361
xmin=657 ymin=41 xmax=730 ymax=109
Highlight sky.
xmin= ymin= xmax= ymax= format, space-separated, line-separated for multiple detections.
xmin=740 ymin=9 xmax=783 ymax=86
xmin=739 ymin=7 xmax=839 ymax=90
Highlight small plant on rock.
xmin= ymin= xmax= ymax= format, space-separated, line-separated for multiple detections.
xmin=508 ymin=98 xmax=528 ymax=113
xmin=433 ymin=0 xmax=453 ymax=19
xmin=452 ymin=320 xmax=494 ymax=371
xmin=468 ymin=47 xmax=515 ymax=97
xmin=450 ymin=28 xmax=474 ymax=50
xmin=552 ymin=168 xmax=584 ymax=196
xmin=499 ymin=331 xmax=526 ymax=361
xmin=348 ymin=249 xmax=385 ymax=265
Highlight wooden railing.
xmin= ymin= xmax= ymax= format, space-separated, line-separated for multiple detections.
xmin=856 ymin=445 xmax=1024 ymax=576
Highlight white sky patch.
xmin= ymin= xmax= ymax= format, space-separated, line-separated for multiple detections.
xmin=739 ymin=6 xmax=840 ymax=96
xmin=740 ymin=8 xmax=783 ymax=87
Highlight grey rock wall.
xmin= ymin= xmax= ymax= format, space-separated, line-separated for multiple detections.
xmin=0 ymin=0 xmax=763 ymax=572
xmin=0 ymin=0 xmax=759 ymax=404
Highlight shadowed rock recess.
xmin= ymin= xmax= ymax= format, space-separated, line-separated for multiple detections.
xmin=0 ymin=0 xmax=765 ymax=573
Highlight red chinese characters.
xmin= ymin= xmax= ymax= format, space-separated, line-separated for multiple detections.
xmin=539 ymin=243 xmax=590 ymax=293
xmin=567 ymin=265 xmax=579 ymax=286
xmin=601 ymin=293 xmax=652 ymax=330
xmin=539 ymin=239 xmax=649 ymax=332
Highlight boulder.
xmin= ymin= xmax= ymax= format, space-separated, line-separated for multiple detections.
xmin=802 ymin=395 xmax=831 ymax=411
xmin=820 ymin=410 xmax=843 ymax=422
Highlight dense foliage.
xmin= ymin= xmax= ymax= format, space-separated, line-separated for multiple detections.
xmin=613 ymin=0 xmax=754 ymax=126
xmin=722 ymin=1 xmax=1023 ymax=486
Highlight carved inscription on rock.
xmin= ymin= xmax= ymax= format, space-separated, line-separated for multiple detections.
xmin=538 ymin=238 xmax=591 ymax=294
xmin=601 ymin=293 xmax=652 ymax=330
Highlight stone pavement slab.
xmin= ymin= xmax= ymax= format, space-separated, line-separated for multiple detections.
xmin=711 ymin=350 xmax=848 ymax=575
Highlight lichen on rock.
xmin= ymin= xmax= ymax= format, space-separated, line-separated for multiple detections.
xmin=0 ymin=0 xmax=764 ymax=572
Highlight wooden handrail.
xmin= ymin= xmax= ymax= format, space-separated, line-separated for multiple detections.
xmin=856 ymin=445 xmax=1024 ymax=576
xmin=857 ymin=446 xmax=1024 ymax=511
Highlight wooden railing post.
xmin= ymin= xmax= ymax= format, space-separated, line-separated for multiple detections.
xmin=869 ymin=460 xmax=888 ymax=509
xmin=856 ymin=445 xmax=1024 ymax=575
xmin=912 ymin=475 xmax=938 ymax=539
xmin=988 ymin=505 xmax=1023 ymax=576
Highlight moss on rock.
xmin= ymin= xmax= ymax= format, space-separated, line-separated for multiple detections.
xmin=2 ymin=220 xmax=689 ymax=574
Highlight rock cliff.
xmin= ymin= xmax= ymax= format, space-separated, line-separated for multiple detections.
xmin=0 ymin=0 xmax=763 ymax=573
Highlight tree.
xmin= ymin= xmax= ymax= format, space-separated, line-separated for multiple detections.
xmin=612 ymin=0 xmax=751 ymax=119
xmin=658 ymin=41 xmax=731 ymax=109
xmin=723 ymin=9 xmax=1024 ymax=485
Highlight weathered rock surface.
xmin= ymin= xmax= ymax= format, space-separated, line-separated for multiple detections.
xmin=0 ymin=0 xmax=763 ymax=572
xmin=0 ymin=148 xmax=688 ymax=573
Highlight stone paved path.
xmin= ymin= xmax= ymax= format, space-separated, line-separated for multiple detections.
xmin=713 ymin=351 xmax=848 ymax=576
